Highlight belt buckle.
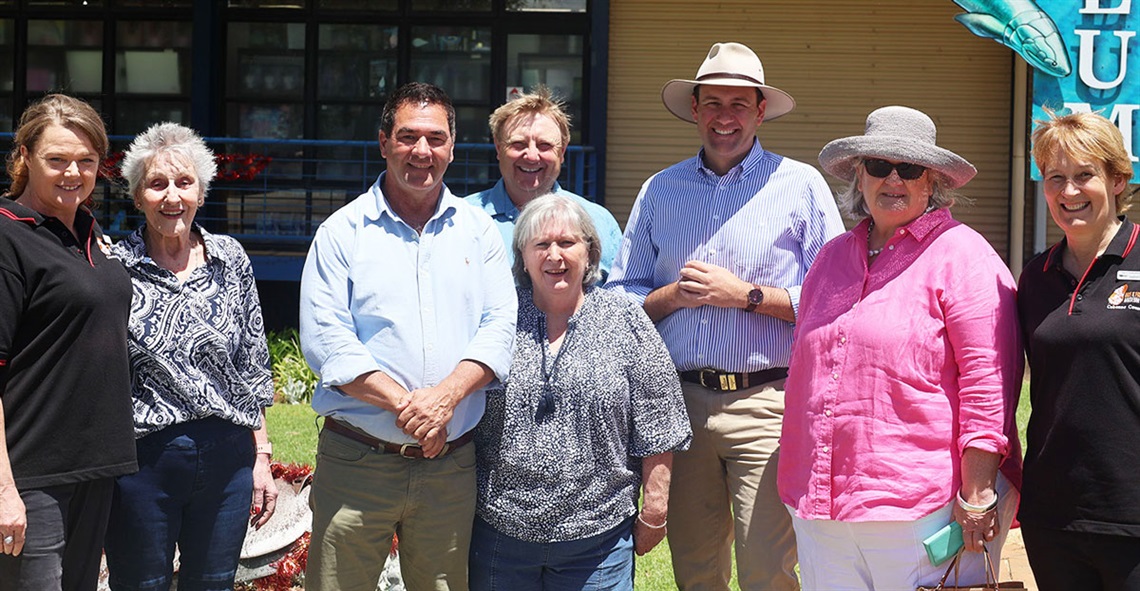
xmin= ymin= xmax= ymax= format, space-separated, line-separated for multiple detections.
xmin=398 ymin=443 xmax=418 ymax=458
xmin=696 ymin=368 xmax=715 ymax=389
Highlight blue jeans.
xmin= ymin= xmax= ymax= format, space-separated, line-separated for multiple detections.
xmin=0 ymin=478 xmax=115 ymax=591
xmin=469 ymin=515 xmax=634 ymax=591
xmin=104 ymin=417 xmax=254 ymax=591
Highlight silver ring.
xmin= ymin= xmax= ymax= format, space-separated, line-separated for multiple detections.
xmin=2 ymin=535 xmax=13 ymax=544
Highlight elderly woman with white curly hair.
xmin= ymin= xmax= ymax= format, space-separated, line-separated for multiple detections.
xmin=104 ymin=122 xmax=277 ymax=591
xmin=777 ymin=106 xmax=1024 ymax=589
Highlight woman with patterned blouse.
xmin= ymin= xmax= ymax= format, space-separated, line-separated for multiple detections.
xmin=104 ymin=123 xmax=277 ymax=591
xmin=470 ymin=193 xmax=691 ymax=591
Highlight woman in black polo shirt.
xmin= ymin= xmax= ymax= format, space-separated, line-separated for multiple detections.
xmin=1019 ymin=111 xmax=1140 ymax=589
xmin=0 ymin=95 xmax=137 ymax=591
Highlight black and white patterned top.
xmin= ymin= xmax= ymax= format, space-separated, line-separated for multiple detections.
xmin=475 ymin=286 xmax=691 ymax=543
xmin=112 ymin=225 xmax=274 ymax=438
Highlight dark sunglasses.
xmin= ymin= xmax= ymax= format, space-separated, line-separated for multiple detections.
xmin=863 ymin=158 xmax=927 ymax=180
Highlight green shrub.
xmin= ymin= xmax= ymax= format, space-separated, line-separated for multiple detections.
xmin=267 ymin=329 xmax=318 ymax=405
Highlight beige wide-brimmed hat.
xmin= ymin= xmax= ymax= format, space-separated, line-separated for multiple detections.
xmin=818 ymin=106 xmax=977 ymax=189
xmin=661 ymin=42 xmax=796 ymax=123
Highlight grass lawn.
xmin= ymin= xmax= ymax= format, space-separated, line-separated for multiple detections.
xmin=264 ymin=381 xmax=1033 ymax=590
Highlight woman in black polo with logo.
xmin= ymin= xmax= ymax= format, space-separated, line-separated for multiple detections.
xmin=0 ymin=95 xmax=137 ymax=591
xmin=1018 ymin=111 xmax=1140 ymax=589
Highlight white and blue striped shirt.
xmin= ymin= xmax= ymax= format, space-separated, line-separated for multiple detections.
xmin=606 ymin=140 xmax=844 ymax=373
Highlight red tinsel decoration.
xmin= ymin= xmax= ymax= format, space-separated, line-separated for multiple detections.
xmin=271 ymin=461 xmax=312 ymax=483
xmin=246 ymin=462 xmax=400 ymax=590
xmin=215 ymin=152 xmax=273 ymax=182
xmin=253 ymin=532 xmax=310 ymax=591
xmin=99 ymin=151 xmax=272 ymax=182
xmin=248 ymin=462 xmax=313 ymax=591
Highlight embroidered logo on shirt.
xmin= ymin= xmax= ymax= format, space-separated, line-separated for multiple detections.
xmin=1107 ymin=283 xmax=1140 ymax=308
xmin=98 ymin=234 xmax=115 ymax=259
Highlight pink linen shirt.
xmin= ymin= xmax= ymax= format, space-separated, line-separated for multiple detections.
xmin=779 ymin=209 xmax=1023 ymax=522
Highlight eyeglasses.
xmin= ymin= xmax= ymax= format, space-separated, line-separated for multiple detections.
xmin=863 ymin=158 xmax=927 ymax=180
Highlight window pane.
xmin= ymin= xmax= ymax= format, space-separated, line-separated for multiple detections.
xmin=412 ymin=0 xmax=490 ymax=11
xmin=115 ymin=100 xmax=189 ymax=136
xmin=455 ymin=105 xmax=491 ymax=144
xmin=507 ymin=34 xmax=584 ymax=143
xmin=27 ymin=20 xmax=103 ymax=94
xmin=26 ymin=0 xmax=104 ymax=6
xmin=0 ymin=19 xmax=12 ymax=107
xmin=318 ymin=24 xmax=397 ymax=100
xmin=116 ymin=0 xmax=192 ymax=6
xmin=227 ymin=104 xmax=304 ymax=179
xmin=318 ymin=0 xmax=397 ymax=9
xmin=316 ymin=103 xmax=382 ymax=181
xmin=507 ymin=0 xmax=585 ymax=11
xmin=116 ymin=21 xmax=192 ymax=96
xmin=228 ymin=22 xmax=306 ymax=99
xmin=410 ymin=26 xmax=491 ymax=103
xmin=228 ymin=0 xmax=305 ymax=7
xmin=234 ymin=103 xmax=303 ymax=139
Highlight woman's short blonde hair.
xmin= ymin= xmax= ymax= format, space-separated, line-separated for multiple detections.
xmin=1032 ymin=111 xmax=1135 ymax=213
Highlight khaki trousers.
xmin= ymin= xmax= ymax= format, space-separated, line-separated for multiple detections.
xmin=306 ymin=426 xmax=477 ymax=591
xmin=668 ymin=380 xmax=798 ymax=591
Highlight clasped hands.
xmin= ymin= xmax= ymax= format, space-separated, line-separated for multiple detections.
xmin=394 ymin=384 xmax=458 ymax=458
xmin=674 ymin=260 xmax=750 ymax=309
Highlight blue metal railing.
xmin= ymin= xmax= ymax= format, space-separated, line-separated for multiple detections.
xmin=0 ymin=133 xmax=599 ymax=261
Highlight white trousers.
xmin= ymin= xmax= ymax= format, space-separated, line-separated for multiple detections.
xmin=790 ymin=474 xmax=1018 ymax=591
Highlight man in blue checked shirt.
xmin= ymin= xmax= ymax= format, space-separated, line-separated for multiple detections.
xmin=299 ymin=82 xmax=517 ymax=591
xmin=607 ymin=42 xmax=844 ymax=591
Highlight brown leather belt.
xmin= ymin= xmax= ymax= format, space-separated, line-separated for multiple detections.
xmin=323 ymin=417 xmax=473 ymax=459
xmin=679 ymin=367 xmax=789 ymax=392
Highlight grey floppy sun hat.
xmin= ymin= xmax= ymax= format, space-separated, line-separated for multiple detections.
xmin=818 ymin=106 xmax=977 ymax=189
xmin=661 ymin=42 xmax=796 ymax=123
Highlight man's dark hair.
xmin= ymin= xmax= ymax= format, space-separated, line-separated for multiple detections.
xmin=380 ymin=82 xmax=456 ymax=138
xmin=692 ymin=84 xmax=765 ymax=105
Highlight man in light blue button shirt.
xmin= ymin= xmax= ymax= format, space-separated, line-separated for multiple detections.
xmin=466 ymin=87 xmax=623 ymax=280
xmin=300 ymin=82 xmax=517 ymax=591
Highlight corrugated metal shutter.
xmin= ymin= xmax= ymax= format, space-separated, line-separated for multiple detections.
xmin=606 ymin=0 xmax=1016 ymax=259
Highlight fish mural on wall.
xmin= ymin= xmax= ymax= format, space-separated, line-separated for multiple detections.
xmin=952 ymin=0 xmax=1072 ymax=77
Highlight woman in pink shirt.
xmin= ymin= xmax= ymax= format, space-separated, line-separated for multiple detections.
xmin=778 ymin=106 xmax=1024 ymax=589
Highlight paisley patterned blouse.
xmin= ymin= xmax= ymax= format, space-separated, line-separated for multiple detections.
xmin=475 ymin=286 xmax=691 ymax=543
xmin=113 ymin=225 xmax=274 ymax=438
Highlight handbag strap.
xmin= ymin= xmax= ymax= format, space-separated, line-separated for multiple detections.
xmin=930 ymin=544 xmax=1001 ymax=590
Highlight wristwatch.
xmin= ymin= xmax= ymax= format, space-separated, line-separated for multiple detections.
xmin=744 ymin=285 xmax=764 ymax=313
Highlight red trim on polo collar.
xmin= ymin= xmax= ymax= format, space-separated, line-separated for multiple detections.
xmin=0 ymin=208 xmax=37 ymax=224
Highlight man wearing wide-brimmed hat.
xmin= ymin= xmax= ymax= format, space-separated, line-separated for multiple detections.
xmin=607 ymin=42 xmax=843 ymax=590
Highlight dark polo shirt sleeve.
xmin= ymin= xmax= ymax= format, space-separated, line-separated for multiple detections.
xmin=1017 ymin=217 xmax=1140 ymax=536
xmin=0 ymin=198 xmax=137 ymax=489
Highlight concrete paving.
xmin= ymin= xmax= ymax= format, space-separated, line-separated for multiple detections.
xmin=999 ymin=528 xmax=1037 ymax=590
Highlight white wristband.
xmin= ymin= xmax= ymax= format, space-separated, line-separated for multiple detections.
xmin=957 ymin=490 xmax=998 ymax=513
xmin=637 ymin=513 xmax=667 ymax=529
